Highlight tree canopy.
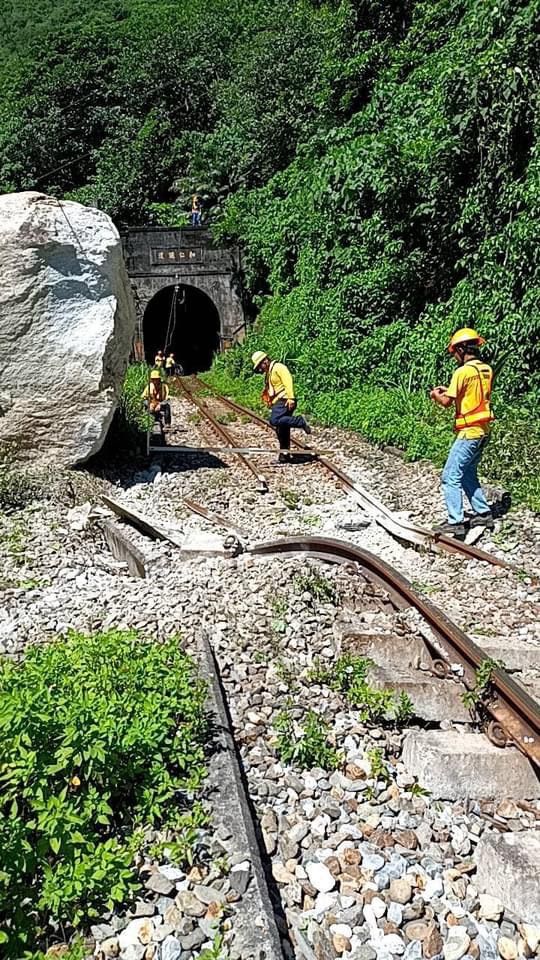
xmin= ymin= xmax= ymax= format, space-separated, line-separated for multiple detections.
xmin=1 ymin=0 xmax=539 ymax=500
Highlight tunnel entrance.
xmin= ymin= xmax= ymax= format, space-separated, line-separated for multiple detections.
xmin=143 ymin=284 xmax=220 ymax=374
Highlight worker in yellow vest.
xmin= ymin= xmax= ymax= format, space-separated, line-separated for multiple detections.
xmin=252 ymin=351 xmax=311 ymax=462
xmin=154 ymin=350 xmax=166 ymax=373
xmin=430 ymin=328 xmax=494 ymax=539
xmin=165 ymin=352 xmax=176 ymax=377
xmin=142 ymin=370 xmax=171 ymax=427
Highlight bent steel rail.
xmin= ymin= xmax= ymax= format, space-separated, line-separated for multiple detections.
xmin=249 ymin=536 xmax=540 ymax=769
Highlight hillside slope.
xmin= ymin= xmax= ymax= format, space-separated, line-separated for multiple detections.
xmin=1 ymin=0 xmax=539 ymax=505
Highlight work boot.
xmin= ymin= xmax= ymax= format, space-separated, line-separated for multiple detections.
xmin=301 ymin=419 xmax=312 ymax=435
xmin=433 ymin=521 xmax=466 ymax=541
xmin=277 ymin=452 xmax=291 ymax=464
xmin=469 ymin=511 xmax=495 ymax=531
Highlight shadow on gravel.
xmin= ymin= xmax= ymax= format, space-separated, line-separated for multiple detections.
xmin=491 ymin=491 xmax=512 ymax=519
xmin=86 ymin=445 xmax=227 ymax=489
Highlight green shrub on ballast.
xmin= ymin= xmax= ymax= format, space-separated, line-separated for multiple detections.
xmin=0 ymin=630 xmax=208 ymax=958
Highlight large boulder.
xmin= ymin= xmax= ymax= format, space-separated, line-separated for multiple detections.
xmin=0 ymin=191 xmax=136 ymax=466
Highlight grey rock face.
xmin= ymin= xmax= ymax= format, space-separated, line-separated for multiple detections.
xmin=0 ymin=191 xmax=135 ymax=466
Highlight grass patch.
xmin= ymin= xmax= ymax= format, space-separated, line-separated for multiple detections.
xmin=103 ymin=363 xmax=153 ymax=456
xmin=274 ymin=707 xmax=340 ymax=770
xmin=309 ymin=654 xmax=415 ymax=727
xmin=0 ymin=630 xmax=207 ymax=958
xmin=293 ymin=568 xmax=336 ymax=604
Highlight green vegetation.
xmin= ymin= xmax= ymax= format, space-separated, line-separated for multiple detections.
xmin=117 ymin=362 xmax=153 ymax=441
xmin=310 ymin=653 xmax=415 ymax=726
xmin=462 ymin=655 xmax=505 ymax=712
xmin=0 ymin=446 xmax=47 ymax=514
xmin=0 ymin=630 xmax=207 ymax=958
xmin=366 ymin=747 xmax=390 ymax=785
xmin=293 ymin=569 xmax=337 ymax=604
xmin=274 ymin=707 xmax=341 ymax=770
xmin=1 ymin=1 xmax=539 ymax=505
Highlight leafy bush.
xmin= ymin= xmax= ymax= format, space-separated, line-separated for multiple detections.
xmin=274 ymin=708 xmax=340 ymax=770
xmin=310 ymin=654 xmax=415 ymax=726
xmin=0 ymin=630 xmax=207 ymax=958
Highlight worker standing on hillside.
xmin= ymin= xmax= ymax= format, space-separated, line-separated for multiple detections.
xmin=430 ymin=328 xmax=494 ymax=540
xmin=252 ymin=351 xmax=311 ymax=463
xmin=190 ymin=194 xmax=202 ymax=227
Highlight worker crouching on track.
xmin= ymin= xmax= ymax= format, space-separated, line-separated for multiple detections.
xmin=430 ymin=328 xmax=494 ymax=540
xmin=252 ymin=351 xmax=311 ymax=463
xmin=142 ymin=370 xmax=171 ymax=429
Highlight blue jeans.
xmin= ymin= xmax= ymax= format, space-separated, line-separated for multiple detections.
xmin=441 ymin=436 xmax=490 ymax=524
xmin=270 ymin=400 xmax=306 ymax=450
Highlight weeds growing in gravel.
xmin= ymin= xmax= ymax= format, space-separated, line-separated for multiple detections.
xmin=274 ymin=708 xmax=340 ymax=770
xmin=0 ymin=445 xmax=48 ymax=514
xmin=462 ymin=657 xmax=505 ymax=714
xmin=309 ymin=654 xmax=415 ymax=727
xmin=294 ymin=569 xmax=337 ymax=604
xmin=0 ymin=630 xmax=208 ymax=957
xmin=367 ymin=747 xmax=390 ymax=784
xmin=281 ymin=489 xmax=302 ymax=510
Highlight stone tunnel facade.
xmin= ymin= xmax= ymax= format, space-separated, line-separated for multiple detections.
xmin=121 ymin=226 xmax=246 ymax=351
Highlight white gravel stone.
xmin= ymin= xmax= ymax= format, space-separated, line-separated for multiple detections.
xmin=306 ymin=861 xmax=336 ymax=893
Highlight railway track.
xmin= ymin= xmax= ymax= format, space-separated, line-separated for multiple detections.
xmin=147 ymin=374 xmax=540 ymax=742
xmin=100 ymin=492 xmax=540 ymax=956
xmin=105 ymin=492 xmax=540 ymax=770
xmin=170 ymin=375 xmax=523 ymax=573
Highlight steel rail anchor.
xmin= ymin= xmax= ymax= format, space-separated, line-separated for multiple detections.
xmin=248 ymin=535 xmax=540 ymax=768
xmin=176 ymin=378 xmax=268 ymax=492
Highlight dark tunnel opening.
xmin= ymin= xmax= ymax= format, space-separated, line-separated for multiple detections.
xmin=143 ymin=284 xmax=220 ymax=374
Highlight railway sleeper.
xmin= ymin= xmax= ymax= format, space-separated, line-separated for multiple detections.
xmin=402 ymin=731 xmax=540 ymax=802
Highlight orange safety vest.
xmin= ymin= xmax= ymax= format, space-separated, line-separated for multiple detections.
xmin=454 ymin=360 xmax=494 ymax=432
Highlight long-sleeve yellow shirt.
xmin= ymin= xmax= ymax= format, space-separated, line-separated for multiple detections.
xmin=266 ymin=362 xmax=295 ymax=404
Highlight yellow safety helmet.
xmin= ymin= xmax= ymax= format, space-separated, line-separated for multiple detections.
xmin=252 ymin=350 xmax=268 ymax=370
xmin=149 ymin=369 xmax=162 ymax=380
xmin=448 ymin=327 xmax=486 ymax=354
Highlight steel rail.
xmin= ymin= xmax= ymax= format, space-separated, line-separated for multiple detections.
xmin=183 ymin=497 xmax=247 ymax=538
xmin=248 ymin=536 xmax=540 ymax=769
xmin=101 ymin=486 xmax=540 ymax=769
xmin=176 ymin=378 xmax=269 ymax=492
xmin=190 ymin=376 xmax=517 ymax=571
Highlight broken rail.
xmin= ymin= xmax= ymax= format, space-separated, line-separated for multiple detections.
xmin=100 ymin=493 xmax=540 ymax=771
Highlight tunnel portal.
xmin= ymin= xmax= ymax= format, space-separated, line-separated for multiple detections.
xmin=143 ymin=284 xmax=220 ymax=374
xmin=122 ymin=227 xmax=247 ymax=362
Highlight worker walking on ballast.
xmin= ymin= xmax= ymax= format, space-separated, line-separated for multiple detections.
xmin=430 ymin=328 xmax=494 ymax=540
xmin=252 ymin=351 xmax=311 ymax=463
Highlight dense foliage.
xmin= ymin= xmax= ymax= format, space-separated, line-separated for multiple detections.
xmin=1 ymin=0 xmax=539 ymax=504
xmin=0 ymin=631 xmax=207 ymax=957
